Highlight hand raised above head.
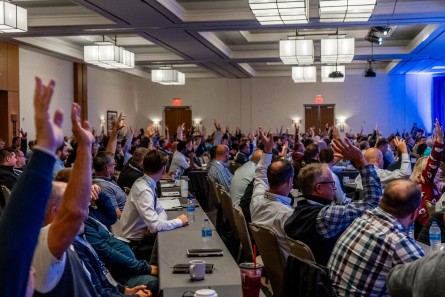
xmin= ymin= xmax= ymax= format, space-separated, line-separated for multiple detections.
xmin=332 ymin=137 xmax=367 ymax=167
xmin=71 ymin=103 xmax=93 ymax=147
xmin=435 ymin=119 xmax=443 ymax=144
xmin=258 ymin=126 xmax=274 ymax=154
xmin=113 ymin=112 xmax=125 ymax=132
xmin=33 ymin=77 xmax=64 ymax=153
xmin=394 ymin=137 xmax=407 ymax=154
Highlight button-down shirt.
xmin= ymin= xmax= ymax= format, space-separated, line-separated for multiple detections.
xmin=168 ymin=151 xmax=189 ymax=177
xmin=229 ymin=160 xmax=257 ymax=205
xmin=208 ymin=160 xmax=233 ymax=192
xmin=328 ymin=207 xmax=424 ymax=297
xmin=355 ymin=153 xmax=411 ymax=190
xmin=121 ymin=175 xmax=182 ymax=240
xmin=52 ymin=158 xmax=65 ymax=178
xmin=250 ymin=153 xmax=293 ymax=259
xmin=93 ymin=177 xmax=126 ymax=212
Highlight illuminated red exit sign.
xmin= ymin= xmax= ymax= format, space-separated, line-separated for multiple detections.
xmin=315 ymin=95 xmax=323 ymax=104
xmin=173 ymin=98 xmax=181 ymax=106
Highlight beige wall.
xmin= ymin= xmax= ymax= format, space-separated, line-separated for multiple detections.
xmin=19 ymin=47 xmax=428 ymax=140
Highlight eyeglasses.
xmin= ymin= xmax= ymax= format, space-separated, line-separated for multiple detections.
xmin=108 ymin=163 xmax=116 ymax=167
xmin=316 ymin=181 xmax=336 ymax=187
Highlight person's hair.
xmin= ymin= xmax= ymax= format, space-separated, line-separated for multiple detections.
xmin=319 ymin=148 xmax=334 ymax=164
xmin=176 ymin=140 xmax=187 ymax=152
xmin=93 ymin=151 xmax=114 ymax=172
xmin=45 ymin=181 xmax=66 ymax=218
xmin=143 ymin=150 xmax=169 ymax=175
xmin=267 ymin=160 xmax=294 ymax=189
xmin=387 ymin=135 xmax=396 ymax=143
xmin=56 ymin=143 xmax=67 ymax=154
xmin=54 ymin=168 xmax=73 ymax=182
xmin=11 ymin=136 xmax=20 ymax=145
xmin=209 ymin=146 xmax=217 ymax=160
xmin=0 ymin=148 xmax=15 ymax=164
xmin=239 ymin=142 xmax=249 ymax=151
xmin=132 ymin=147 xmax=149 ymax=164
xmin=410 ymin=156 xmax=428 ymax=183
xmin=297 ymin=163 xmax=329 ymax=195
xmin=376 ymin=138 xmax=389 ymax=148
xmin=304 ymin=143 xmax=319 ymax=162
xmin=360 ymin=140 xmax=369 ymax=151
xmin=159 ymin=139 xmax=166 ymax=146
xmin=416 ymin=143 xmax=428 ymax=156
xmin=379 ymin=180 xmax=421 ymax=218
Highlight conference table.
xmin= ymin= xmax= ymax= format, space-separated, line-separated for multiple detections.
xmin=158 ymin=183 xmax=243 ymax=297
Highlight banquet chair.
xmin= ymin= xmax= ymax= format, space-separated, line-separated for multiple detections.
xmin=1 ymin=185 xmax=11 ymax=211
xmin=123 ymin=187 xmax=131 ymax=195
xmin=286 ymin=236 xmax=315 ymax=262
xmin=250 ymin=222 xmax=285 ymax=297
xmin=426 ymin=201 xmax=436 ymax=218
xmin=219 ymin=188 xmax=242 ymax=260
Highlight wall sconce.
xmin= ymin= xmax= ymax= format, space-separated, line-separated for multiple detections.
xmin=100 ymin=117 xmax=105 ymax=134
xmin=193 ymin=119 xmax=202 ymax=130
xmin=293 ymin=119 xmax=301 ymax=129
xmin=10 ymin=113 xmax=17 ymax=137
xmin=336 ymin=119 xmax=346 ymax=132
xmin=153 ymin=120 xmax=160 ymax=132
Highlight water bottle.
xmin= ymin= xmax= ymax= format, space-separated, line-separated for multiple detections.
xmin=201 ymin=219 xmax=212 ymax=238
xmin=429 ymin=221 xmax=441 ymax=252
xmin=408 ymin=224 xmax=414 ymax=239
xmin=186 ymin=198 xmax=195 ymax=224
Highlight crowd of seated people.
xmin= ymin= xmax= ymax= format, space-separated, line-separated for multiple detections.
xmin=3 ymin=77 xmax=445 ymax=297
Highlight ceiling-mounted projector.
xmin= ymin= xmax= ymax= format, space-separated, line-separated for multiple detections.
xmin=328 ymin=71 xmax=344 ymax=78
xmin=364 ymin=68 xmax=376 ymax=77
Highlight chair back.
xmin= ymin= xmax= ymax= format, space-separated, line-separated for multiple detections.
xmin=1 ymin=185 xmax=11 ymax=209
xmin=123 ymin=187 xmax=131 ymax=195
xmin=207 ymin=177 xmax=221 ymax=205
xmin=426 ymin=201 xmax=436 ymax=217
xmin=249 ymin=222 xmax=285 ymax=297
xmin=233 ymin=205 xmax=254 ymax=262
xmin=219 ymin=188 xmax=239 ymax=240
xmin=286 ymin=236 xmax=315 ymax=262
xmin=229 ymin=162 xmax=242 ymax=174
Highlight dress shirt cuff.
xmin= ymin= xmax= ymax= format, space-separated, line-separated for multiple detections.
xmin=173 ymin=218 xmax=183 ymax=228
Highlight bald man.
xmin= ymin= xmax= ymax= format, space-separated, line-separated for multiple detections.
xmin=230 ymin=150 xmax=262 ymax=205
xmin=207 ymin=144 xmax=233 ymax=191
xmin=355 ymin=137 xmax=412 ymax=190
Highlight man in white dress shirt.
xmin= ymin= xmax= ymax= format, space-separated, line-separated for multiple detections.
xmin=121 ymin=150 xmax=188 ymax=261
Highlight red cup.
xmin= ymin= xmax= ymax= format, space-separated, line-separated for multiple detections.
xmin=239 ymin=262 xmax=263 ymax=297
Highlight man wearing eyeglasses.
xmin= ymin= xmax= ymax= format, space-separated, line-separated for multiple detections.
xmin=284 ymin=137 xmax=382 ymax=266
xmin=13 ymin=149 xmax=27 ymax=175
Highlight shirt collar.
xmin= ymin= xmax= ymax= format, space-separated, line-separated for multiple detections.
xmin=264 ymin=191 xmax=292 ymax=206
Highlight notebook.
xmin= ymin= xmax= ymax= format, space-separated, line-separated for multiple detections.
xmin=159 ymin=198 xmax=181 ymax=210
xmin=186 ymin=248 xmax=224 ymax=257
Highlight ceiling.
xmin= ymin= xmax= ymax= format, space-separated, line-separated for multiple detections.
xmin=3 ymin=0 xmax=445 ymax=79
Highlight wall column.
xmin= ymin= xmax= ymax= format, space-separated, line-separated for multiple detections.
xmin=73 ymin=63 xmax=88 ymax=122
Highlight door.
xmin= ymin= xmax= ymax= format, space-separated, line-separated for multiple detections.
xmin=164 ymin=107 xmax=192 ymax=137
xmin=304 ymin=104 xmax=335 ymax=133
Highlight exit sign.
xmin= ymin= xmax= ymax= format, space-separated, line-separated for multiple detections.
xmin=315 ymin=95 xmax=323 ymax=104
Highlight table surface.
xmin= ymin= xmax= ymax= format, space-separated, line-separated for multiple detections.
xmin=158 ymin=205 xmax=243 ymax=297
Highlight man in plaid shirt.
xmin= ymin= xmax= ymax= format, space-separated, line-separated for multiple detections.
xmin=284 ymin=137 xmax=382 ymax=265
xmin=328 ymin=179 xmax=424 ymax=296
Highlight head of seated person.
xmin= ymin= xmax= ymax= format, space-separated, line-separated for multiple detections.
xmin=303 ymin=143 xmax=319 ymax=164
xmin=132 ymin=147 xmax=149 ymax=170
xmin=93 ymin=151 xmax=115 ymax=178
xmin=298 ymin=163 xmax=336 ymax=202
xmin=144 ymin=150 xmax=169 ymax=179
xmin=0 ymin=148 xmax=17 ymax=167
xmin=364 ymin=148 xmax=383 ymax=169
xmin=215 ymin=145 xmax=229 ymax=163
xmin=267 ymin=158 xmax=294 ymax=197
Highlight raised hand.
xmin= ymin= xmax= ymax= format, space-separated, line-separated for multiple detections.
xmin=394 ymin=137 xmax=408 ymax=154
xmin=33 ymin=77 xmax=64 ymax=153
xmin=18 ymin=128 xmax=28 ymax=138
xmin=332 ymin=137 xmax=367 ymax=167
xmin=435 ymin=119 xmax=443 ymax=144
xmin=71 ymin=103 xmax=93 ymax=147
xmin=258 ymin=126 xmax=274 ymax=154
xmin=113 ymin=112 xmax=125 ymax=132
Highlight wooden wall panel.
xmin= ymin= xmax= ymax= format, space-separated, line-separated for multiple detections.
xmin=7 ymin=45 xmax=19 ymax=92
xmin=73 ymin=63 xmax=88 ymax=122
xmin=0 ymin=43 xmax=8 ymax=90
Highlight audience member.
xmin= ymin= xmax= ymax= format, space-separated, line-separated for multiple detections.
xmin=0 ymin=77 xmax=61 ymax=297
xmin=234 ymin=141 xmax=250 ymax=165
xmin=355 ymin=137 xmax=411 ymax=190
xmin=32 ymin=100 xmax=97 ymax=296
xmin=0 ymin=148 xmax=19 ymax=190
xmin=410 ymin=119 xmax=444 ymax=234
xmin=168 ymin=140 xmax=195 ymax=176
xmin=318 ymin=147 xmax=349 ymax=204
xmin=285 ymin=137 xmax=381 ymax=266
xmin=230 ymin=150 xmax=262 ymax=205
xmin=52 ymin=142 xmax=68 ymax=177
xmin=328 ymin=179 xmax=424 ymax=296
xmin=14 ymin=149 xmax=27 ymax=175
xmin=117 ymin=147 xmax=149 ymax=190
xmin=207 ymin=145 xmax=233 ymax=191
xmin=250 ymin=127 xmax=294 ymax=259
xmin=121 ymin=150 xmax=188 ymax=261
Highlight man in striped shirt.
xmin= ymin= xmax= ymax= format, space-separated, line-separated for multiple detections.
xmin=328 ymin=179 xmax=424 ymax=297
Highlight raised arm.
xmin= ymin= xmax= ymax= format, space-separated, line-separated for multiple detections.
xmin=47 ymin=103 xmax=93 ymax=258
xmin=106 ymin=112 xmax=125 ymax=154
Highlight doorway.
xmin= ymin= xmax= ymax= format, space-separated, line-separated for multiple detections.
xmin=304 ymin=104 xmax=335 ymax=133
xmin=164 ymin=106 xmax=192 ymax=137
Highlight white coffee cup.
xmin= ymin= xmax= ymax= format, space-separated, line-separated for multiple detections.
xmin=189 ymin=260 xmax=205 ymax=280
xmin=194 ymin=289 xmax=217 ymax=297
